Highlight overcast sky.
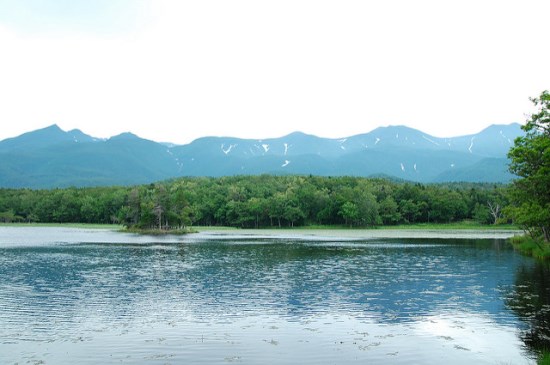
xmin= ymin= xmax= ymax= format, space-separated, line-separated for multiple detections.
xmin=0 ymin=0 xmax=549 ymax=144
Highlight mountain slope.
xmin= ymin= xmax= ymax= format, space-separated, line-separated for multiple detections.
xmin=0 ymin=129 xmax=183 ymax=188
xmin=0 ymin=124 xmax=97 ymax=153
xmin=0 ymin=123 xmax=524 ymax=188
xmin=433 ymin=158 xmax=514 ymax=183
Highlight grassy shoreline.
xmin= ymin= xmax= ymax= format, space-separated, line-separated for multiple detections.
xmin=193 ymin=221 xmax=519 ymax=231
xmin=296 ymin=223 xmax=519 ymax=231
xmin=0 ymin=222 xmax=123 ymax=229
xmin=0 ymin=221 xmax=522 ymax=240
xmin=539 ymin=351 xmax=550 ymax=365
xmin=122 ymin=227 xmax=196 ymax=235
xmin=194 ymin=226 xmax=521 ymax=240
xmin=510 ymin=235 xmax=550 ymax=260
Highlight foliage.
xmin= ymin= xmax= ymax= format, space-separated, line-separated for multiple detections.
xmin=507 ymin=91 xmax=550 ymax=242
xmin=0 ymin=176 xmax=510 ymax=230
xmin=510 ymin=235 xmax=550 ymax=260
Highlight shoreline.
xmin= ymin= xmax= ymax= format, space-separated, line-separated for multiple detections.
xmin=196 ymin=227 xmax=523 ymax=240
xmin=0 ymin=223 xmax=523 ymax=240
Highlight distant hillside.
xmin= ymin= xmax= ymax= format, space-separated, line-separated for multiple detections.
xmin=0 ymin=123 xmax=523 ymax=188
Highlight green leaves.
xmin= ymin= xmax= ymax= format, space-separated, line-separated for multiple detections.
xmin=508 ymin=91 xmax=550 ymax=242
xmin=525 ymin=90 xmax=550 ymax=136
xmin=0 ymin=175 xmax=510 ymax=229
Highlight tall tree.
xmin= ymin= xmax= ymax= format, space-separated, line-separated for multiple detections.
xmin=339 ymin=201 xmax=359 ymax=227
xmin=507 ymin=91 xmax=550 ymax=242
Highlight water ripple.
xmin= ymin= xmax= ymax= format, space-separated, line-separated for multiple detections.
xmin=0 ymin=228 xmax=537 ymax=364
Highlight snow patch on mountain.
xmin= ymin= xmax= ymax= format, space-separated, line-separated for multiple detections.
xmin=338 ymin=139 xmax=347 ymax=150
xmin=500 ymin=130 xmax=513 ymax=144
xmin=469 ymin=137 xmax=475 ymax=153
xmin=422 ymin=135 xmax=439 ymax=146
xmin=221 ymin=144 xmax=237 ymax=155
xmin=0 ymin=122 xmax=522 ymax=187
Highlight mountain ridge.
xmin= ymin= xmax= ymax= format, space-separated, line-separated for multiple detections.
xmin=0 ymin=123 xmax=523 ymax=188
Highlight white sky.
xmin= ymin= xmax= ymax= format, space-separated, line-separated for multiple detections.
xmin=0 ymin=0 xmax=549 ymax=144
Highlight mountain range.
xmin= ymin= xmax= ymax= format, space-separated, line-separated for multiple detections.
xmin=0 ymin=123 xmax=523 ymax=188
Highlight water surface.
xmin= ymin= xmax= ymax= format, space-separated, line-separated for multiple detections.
xmin=0 ymin=227 xmax=539 ymax=364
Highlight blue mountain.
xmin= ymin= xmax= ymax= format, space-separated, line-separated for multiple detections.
xmin=0 ymin=123 xmax=523 ymax=188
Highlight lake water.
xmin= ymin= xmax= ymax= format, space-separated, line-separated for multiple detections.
xmin=0 ymin=227 xmax=547 ymax=364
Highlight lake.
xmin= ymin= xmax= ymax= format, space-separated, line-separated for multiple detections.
xmin=0 ymin=227 xmax=547 ymax=364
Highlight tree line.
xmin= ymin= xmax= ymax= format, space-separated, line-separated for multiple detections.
xmin=0 ymin=175 xmax=508 ymax=229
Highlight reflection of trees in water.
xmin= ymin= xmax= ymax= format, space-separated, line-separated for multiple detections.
xmin=506 ymin=261 xmax=550 ymax=355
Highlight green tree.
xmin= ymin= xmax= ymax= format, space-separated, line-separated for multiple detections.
xmin=80 ymin=195 xmax=101 ymax=223
xmin=379 ymin=196 xmax=401 ymax=225
xmin=473 ymin=203 xmax=492 ymax=225
xmin=247 ymin=197 xmax=267 ymax=228
xmin=268 ymin=192 xmax=287 ymax=228
xmin=399 ymin=199 xmax=422 ymax=224
xmin=339 ymin=201 xmax=359 ymax=227
xmin=0 ymin=210 xmax=23 ymax=223
xmin=507 ymin=91 xmax=550 ymax=242
xmin=124 ymin=187 xmax=141 ymax=227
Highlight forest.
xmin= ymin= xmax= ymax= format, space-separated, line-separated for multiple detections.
xmin=0 ymin=175 xmax=508 ymax=229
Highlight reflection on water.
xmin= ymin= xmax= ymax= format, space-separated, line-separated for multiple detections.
xmin=0 ymin=228 xmax=539 ymax=364
xmin=505 ymin=260 xmax=550 ymax=355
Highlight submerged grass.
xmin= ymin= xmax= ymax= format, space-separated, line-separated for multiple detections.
xmin=510 ymin=235 xmax=550 ymax=260
xmin=122 ymin=227 xmax=196 ymax=235
xmin=0 ymin=222 xmax=123 ymax=229
xmin=195 ymin=221 xmax=519 ymax=231
xmin=539 ymin=350 xmax=550 ymax=365
xmin=376 ymin=221 xmax=519 ymax=231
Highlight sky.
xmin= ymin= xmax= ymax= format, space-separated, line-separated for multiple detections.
xmin=0 ymin=0 xmax=549 ymax=145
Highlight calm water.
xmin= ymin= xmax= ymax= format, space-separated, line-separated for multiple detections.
xmin=0 ymin=227 xmax=547 ymax=364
